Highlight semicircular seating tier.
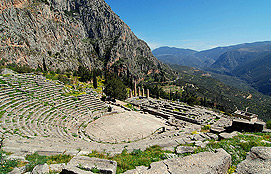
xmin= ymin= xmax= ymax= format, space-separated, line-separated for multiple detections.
xmin=0 ymin=72 xmax=107 ymax=141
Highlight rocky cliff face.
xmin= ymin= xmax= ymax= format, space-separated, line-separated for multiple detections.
xmin=0 ymin=0 xmax=171 ymax=79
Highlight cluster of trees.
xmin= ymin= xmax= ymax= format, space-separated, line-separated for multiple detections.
xmin=66 ymin=66 xmax=128 ymax=100
xmin=73 ymin=66 xmax=100 ymax=88
xmin=104 ymin=73 xmax=127 ymax=100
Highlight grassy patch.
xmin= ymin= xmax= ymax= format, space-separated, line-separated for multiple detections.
xmin=201 ymin=125 xmax=211 ymax=132
xmin=124 ymin=104 xmax=138 ymax=111
xmin=25 ymin=153 xmax=72 ymax=172
xmin=86 ymin=145 xmax=166 ymax=174
xmin=194 ymin=133 xmax=271 ymax=167
xmin=0 ymin=150 xmax=20 ymax=174
xmin=0 ymin=110 xmax=6 ymax=119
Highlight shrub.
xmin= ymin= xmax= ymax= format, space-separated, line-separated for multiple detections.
xmin=58 ymin=74 xmax=70 ymax=85
xmin=266 ymin=120 xmax=271 ymax=129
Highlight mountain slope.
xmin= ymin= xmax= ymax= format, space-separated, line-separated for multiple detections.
xmin=152 ymin=47 xmax=202 ymax=67
xmin=153 ymin=42 xmax=271 ymax=95
xmin=170 ymin=64 xmax=271 ymax=121
xmin=0 ymin=0 xmax=172 ymax=79
xmin=196 ymin=41 xmax=271 ymax=63
xmin=154 ymin=41 xmax=271 ymax=68
xmin=233 ymin=53 xmax=271 ymax=95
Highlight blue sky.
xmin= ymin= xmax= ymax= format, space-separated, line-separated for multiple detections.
xmin=104 ymin=0 xmax=271 ymax=51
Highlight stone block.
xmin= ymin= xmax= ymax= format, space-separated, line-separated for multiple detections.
xmin=219 ymin=131 xmax=239 ymax=139
xmin=236 ymin=147 xmax=271 ymax=174
xmin=206 ymin=133 xmax=219 ymax=140
xmin=49 ymin=163 xmax=66 ymax=172
xmin=61 ymin=165 xmax=93 ymax=174
xmin=176 ymin=146 xmax=196 ymax=154
xmin=124 ymin=148 xmax=231 ymax=174
xmin=32 ymin=164 xmax=49 ymax=174
xmin=68 ymin=156 xmax=117 ymax=174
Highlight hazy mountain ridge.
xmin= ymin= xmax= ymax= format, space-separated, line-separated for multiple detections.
xmin=153 ymin=41 xmax=271 ymax=95
xmin=152 ymin=46 xmax=201 ymax=67
xmin=153 ymin=41 xmax=271 ymax=68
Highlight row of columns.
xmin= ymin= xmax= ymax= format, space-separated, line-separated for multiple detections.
xmin=129 ymin=82 xmax=149 ymax=98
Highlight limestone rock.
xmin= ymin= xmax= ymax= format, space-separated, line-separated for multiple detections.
xmin=261 ymin=140 xmax=271 ymax=144
xmin=123 ymin=166 xmax=148 ymax=174
xmin=7 ymin=155 xmax=26 ymax=161
xmin=236 ymin=147 xmax=271 ymax=174
xmin=199 ymin=133 xmax=211 ymax=140
xmin=240 ymin=140 xmax=247 ymax=143
xmin=176 ymin=146 xmax=196 ymax=154
xmin=211 ymin=127 xmax=226 ymax=133
xmin=174 ymin=137 xmax=186 ymax=145
xmin=67 ymin=156 xmax=117 ymax=174
xmin=61 ymin=165 xmax=93 ymax=174
xmin=32 ymin=163 xmax=49 ymax=174
xmin=0 ymin=0 xmax=173 ymax=79
xmin=49 ymin=163 xmax=66 ymax=172
xmin=124 ymin=148 xmax=231 ymax=174
xmin=206 ymin=132 xmax=219 ymax=140
xmin=195 ymin=140 xmax=209 ymax=148
xmin=191 ymin=133 xmax=206 ymax=141
xmin=219 ymin=131 xmax=239 ymax=139
xmin=8 ymin=168 xmax=20 ymax=174
xmin=8 ymin=166 xmax=26 ymax=174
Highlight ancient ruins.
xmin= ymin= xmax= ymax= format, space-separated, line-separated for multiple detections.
xmin=0 ymin=69 xmax=269 ymax=173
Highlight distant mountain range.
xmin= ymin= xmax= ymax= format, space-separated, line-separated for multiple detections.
xmin=153 ymin=41 xmax=271 ymax=95
xmin=152 ymin=47 xmax=201 ymax=67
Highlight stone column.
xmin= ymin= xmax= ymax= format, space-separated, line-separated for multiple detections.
xmin=129 ymin=89 xmax=132 ymax=98
xmin=147 ymin=89 xmax=149 ymax=98
xmin=134 ymin=82 xmax=137 ymax=97
xmin=138 ymin=87 xmax=141 ymax=96
xmin=142 ymin=88 xmax=145 ymax=97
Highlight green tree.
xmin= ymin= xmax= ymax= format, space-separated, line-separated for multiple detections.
xmin=93 ymin=70 xmax=97 ymax=89
xmin=104 ymin=73 xmax=127 ymax=100
xmin=75 ymin=66 xmax=92 ymax=82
